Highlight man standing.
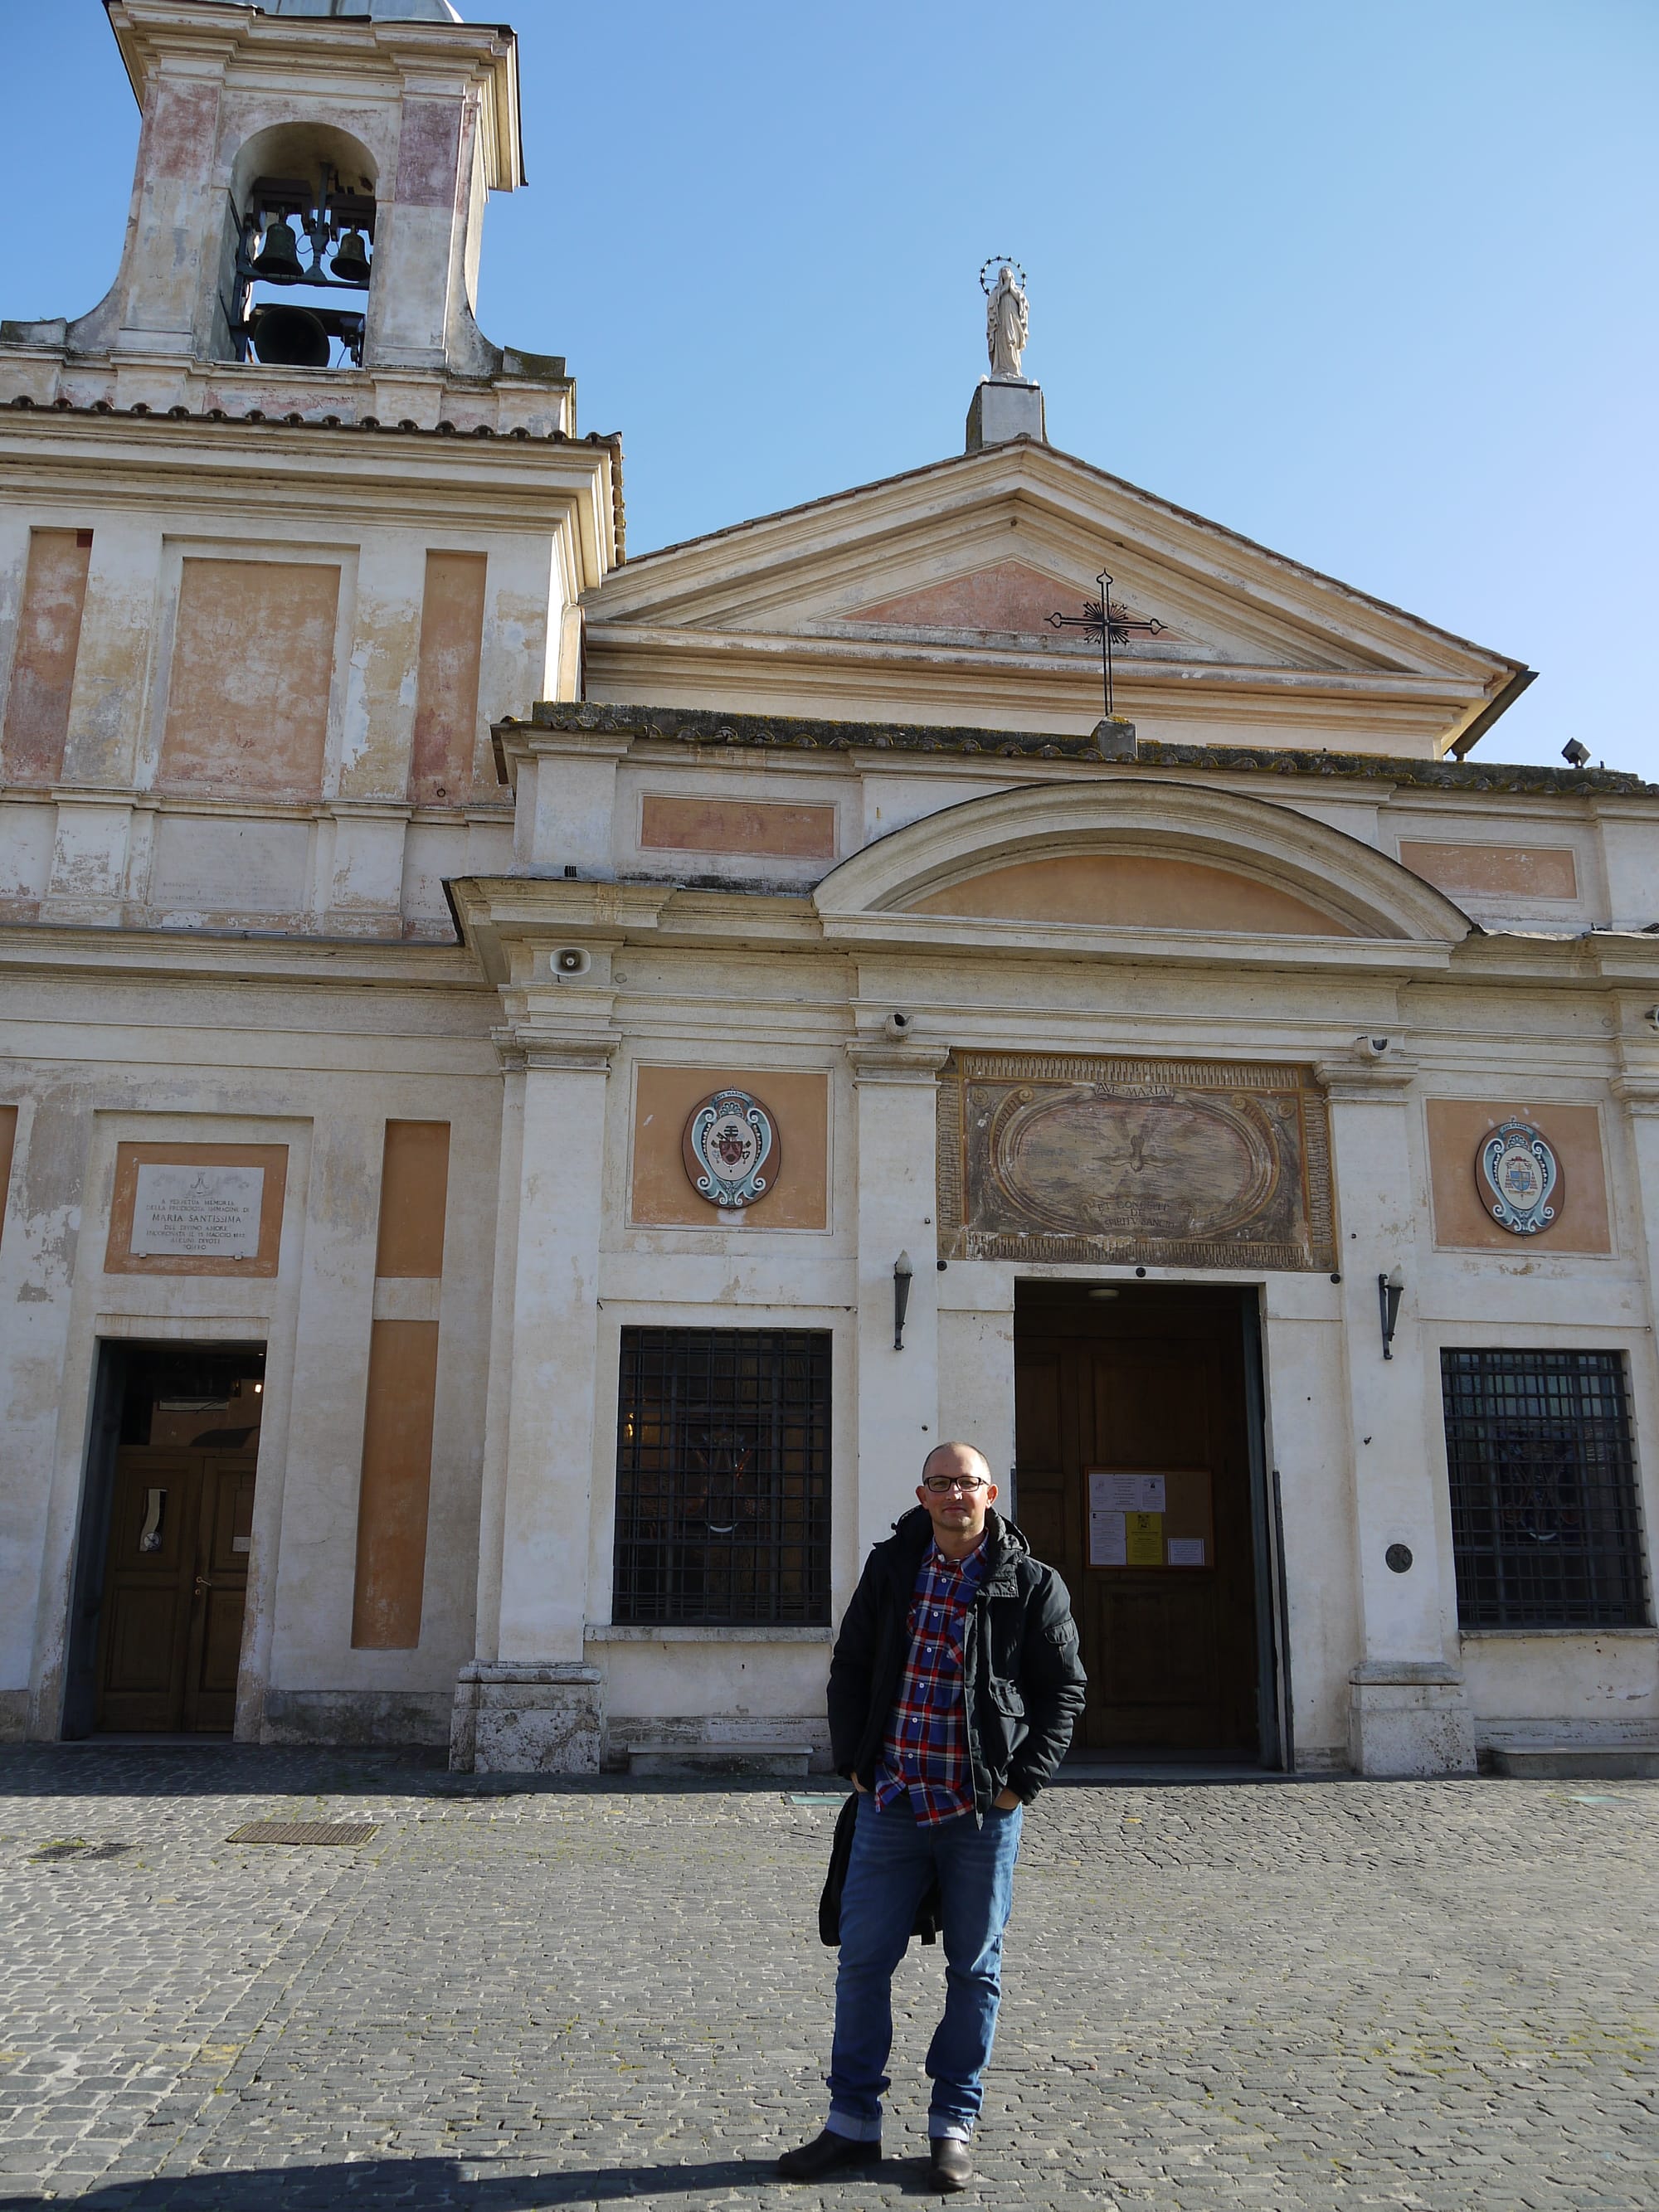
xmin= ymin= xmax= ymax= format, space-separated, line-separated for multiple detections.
xmin=778 ymin=1441 xmax=1086 ymax=2190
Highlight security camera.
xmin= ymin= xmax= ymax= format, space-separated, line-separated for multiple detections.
xmin=1561 ymin=738 xmax=1591 ymax=768
xmin=884 ymin=1011 xmax=912 ymax=1039
xmin=1646 ymin=1008 xmax=1659 ymax=1034
xmin=552 ymin=946 xmax=590 ymax=977
xmin=1353 ymin=1033 xmax=1393 ymax=1059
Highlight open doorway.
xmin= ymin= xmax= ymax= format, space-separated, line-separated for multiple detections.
xmin=64 ymin=1342 xmax=266 ymax=1737
xmin=1013 ymin=1281 xmax=1279 ymax=1763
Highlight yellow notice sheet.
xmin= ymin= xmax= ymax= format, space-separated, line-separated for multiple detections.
xmin=1125 ymin=1511 xmax=1165 ymax=1567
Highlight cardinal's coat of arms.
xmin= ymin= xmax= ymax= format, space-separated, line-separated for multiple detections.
xmin=683 ymin=1089 xmax=780 ymax=1209
xmin=1479 ymin=1119 xmax=1559 ymax=1235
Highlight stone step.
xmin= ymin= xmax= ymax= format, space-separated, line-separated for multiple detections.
xmin=1493 ymin=1744 xmax=1659 ymax=1781
xmin=625 ymin=1741 xmax=815 ymax=1779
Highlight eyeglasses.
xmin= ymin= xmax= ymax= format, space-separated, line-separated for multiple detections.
xmin=922 ymin=1475 xmax=988 ymax=1495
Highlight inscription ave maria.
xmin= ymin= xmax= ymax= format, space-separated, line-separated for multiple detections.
xmin=131 ymin=1165 xmax=265 ymax=1260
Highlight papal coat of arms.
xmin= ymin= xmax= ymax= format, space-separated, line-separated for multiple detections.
xmin=1478 ymin=1119 xmax=1559 ymax=1235
xmin=682 ymin=1088 xmax=780 ymax=1209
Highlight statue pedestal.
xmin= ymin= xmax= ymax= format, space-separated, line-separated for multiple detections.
xmin=1093 ymin=717 xmax=1137 ymax=761
xmin=966 ymin=378 xmax=1045 ymax=450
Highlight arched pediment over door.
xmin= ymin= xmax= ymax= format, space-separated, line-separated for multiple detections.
xmin=813 ymin=778 xmax=1476 ymax=962
xmin=814 ymin=779 xmax=1476 ymax=1272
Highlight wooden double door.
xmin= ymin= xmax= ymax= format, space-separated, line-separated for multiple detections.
xmin=1014 ymin=1284 xmax=1267 ymax=1757
xmin=95 ymin=1447 xmax=256 ymax=1733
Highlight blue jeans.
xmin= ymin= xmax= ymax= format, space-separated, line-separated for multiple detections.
xmin=826 ymin=1790 xmax=1024 ymax=2142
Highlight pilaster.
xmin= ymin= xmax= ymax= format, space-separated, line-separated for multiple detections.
xmin=1315 ymin=1047 xmax=1475 ymax=1777
xmin=1608 ymin=1068 xmax=1659 ymax=1344
xmin=502 ymin=725 xmax=630 ymax=876
xmin=456 ymin=1022 xmax=618 ymax=1772
xmin=849 ymin=1037 xmax=951 ymax=1561
xmin=41 ymin=795 xmax=136 ymax=927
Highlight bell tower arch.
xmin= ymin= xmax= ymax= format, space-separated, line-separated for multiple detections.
xmin=222 ymin=119 xmax=380 ymax=372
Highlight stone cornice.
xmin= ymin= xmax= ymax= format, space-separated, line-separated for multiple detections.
xmin=846 ymin=1039 xmax=953 ymax=1085
xmin=512 ymin=698 xmax=1129 ymax=765
xmin=494 ymin=724 xmax=632 ymax=785
xmin=0 ymin=393 xmax=596 ymax=442
xmin=454 ymin=878 xmax=671 ymax=936
xmin=0 ymin=921 xmax=483 ymax=991
xmin=514 ymin=700 xmax=1652 ymax=798
xmin=0 ymin=408 xmax=615 ymax=556
xmin=492 ymin=1026 xmax=620 ymax=1075
xmin=585 ymin=622 xmax=1489 ymax=713
xmin=1313 ymin=1056 xmax=1418 ymax=1102
xmin=1350 ymin=1660 xmax=1462 ymax=1686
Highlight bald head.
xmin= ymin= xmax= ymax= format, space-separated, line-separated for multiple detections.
xmin=921 ymin=1441 xmax=991 ymax=1485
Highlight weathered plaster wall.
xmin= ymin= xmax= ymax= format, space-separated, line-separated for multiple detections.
xmin=1399 ymin=839 xmax=1579 ymax=902
xmin=630 ymin=1064 xmax=830 ymax=1230
xmin=464 ymin=824 xmax=1659 ymax=1770
xmin=1427 ymin=1099 xmax=1612 ymax=1253
xmin=1 ymin=530 xmax=90 ymax=784
xmin=411 ymin=552 xmax=487 ymax=808
xmin=160 ymin=558 xmax=341 ymax=800
xmin=0 ymin=479 xmax=574 ymax=938
xmin=905 ymin=851 xmax=1360 ymax=934
xmin=0 ymin=960 xmax=499 ymax=1744
xmin=640 ymin=795 xmax=837 ymax=862
xmin=1462 ymin=1633 xmax=1659 ymax=1743
xmin=351 ymin=1118 xmax=452 ymax=1650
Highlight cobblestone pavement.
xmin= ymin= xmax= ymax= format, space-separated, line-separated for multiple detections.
xmin=0 ymin=1748 xmax=1655 ymax=2210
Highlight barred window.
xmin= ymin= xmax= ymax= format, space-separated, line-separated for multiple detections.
xmin=1441 ymin=1349 xmax=1648 ymax=1629
xmin=612 ymin=1327 xmax=831 ymax=1626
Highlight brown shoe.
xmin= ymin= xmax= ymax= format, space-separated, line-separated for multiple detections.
xmin=776 ymin=2127 xmax=883 ymax=2180
xmin=929 ymin=2137 xmax=973 ymax=2191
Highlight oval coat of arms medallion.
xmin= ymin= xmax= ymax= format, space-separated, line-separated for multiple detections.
xmin=683 ymin=1088 xmax=780 ymax=1209
xmin=1478 ymin=1119 xmax=1559 ymax=1234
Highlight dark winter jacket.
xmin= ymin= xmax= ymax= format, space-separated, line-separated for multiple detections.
xmin=826 ymin=1505 xmax=1087 ymax=1820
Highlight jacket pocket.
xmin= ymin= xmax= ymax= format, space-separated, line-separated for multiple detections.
xmin=981 ymin=1680 xmax=1028 ymax=1769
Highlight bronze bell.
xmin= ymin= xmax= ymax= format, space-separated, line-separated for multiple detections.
xmin=329 ymin=228 xmax=371 ymax=288
xmin=251 ymin=216 xmax=304 ymax=282
xmin=251 ymin=305 xmax=330 ymax=370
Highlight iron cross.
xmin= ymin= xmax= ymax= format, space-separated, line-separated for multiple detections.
xmin=1048 ymin=571 xmax=1164 ymax=721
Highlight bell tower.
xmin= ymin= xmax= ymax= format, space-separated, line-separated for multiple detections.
xmin=2 ymin=0 xmax=563 ymax=425
xmin=0 ymin=0 xmax=618 ymax=939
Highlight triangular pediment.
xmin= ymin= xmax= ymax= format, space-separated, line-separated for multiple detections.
xmin=583 ymin=441 xmax=1526 ymax=757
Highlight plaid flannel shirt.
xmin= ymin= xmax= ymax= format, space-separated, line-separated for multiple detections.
xmin=874 ymin=1534 xmax=989 ymax=1826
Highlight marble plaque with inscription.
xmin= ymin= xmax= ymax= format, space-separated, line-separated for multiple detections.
xmin=131 ymin=1165 xmax=265 ymax=1260
xmin=937 ymin=1052 xmax=1334 ymax=1270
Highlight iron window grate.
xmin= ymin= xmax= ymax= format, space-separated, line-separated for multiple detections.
xmin=1441 ymin=1348 xmax=1648 ymax=1629
xmin=613 ymin=1327 xmax=831 ymax=1627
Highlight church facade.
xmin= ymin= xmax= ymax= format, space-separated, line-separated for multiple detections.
xmin=2 ymin=0 xmax=1656 ymax=1780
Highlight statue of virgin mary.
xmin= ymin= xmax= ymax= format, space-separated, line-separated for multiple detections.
xmin=986 ymin=265 xmax=1029 ymax=382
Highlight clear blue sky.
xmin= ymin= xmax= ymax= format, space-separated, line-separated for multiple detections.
xmin=3 ymin=0 xmax=1655 ymax=773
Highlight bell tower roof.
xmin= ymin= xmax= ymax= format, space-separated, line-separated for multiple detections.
xmin=264 ymin=2 xmax=463 ymax=17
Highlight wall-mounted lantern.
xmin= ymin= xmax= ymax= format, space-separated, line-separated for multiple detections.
xmin=1378 ymin=1268 xmax=1404 ymax=1360
xmin=893 ymin=1251 xmax=913 ymax=1350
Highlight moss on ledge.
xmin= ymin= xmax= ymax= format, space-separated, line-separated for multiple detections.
xmin=517 ymin=701 xmax=1652 ymax=799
